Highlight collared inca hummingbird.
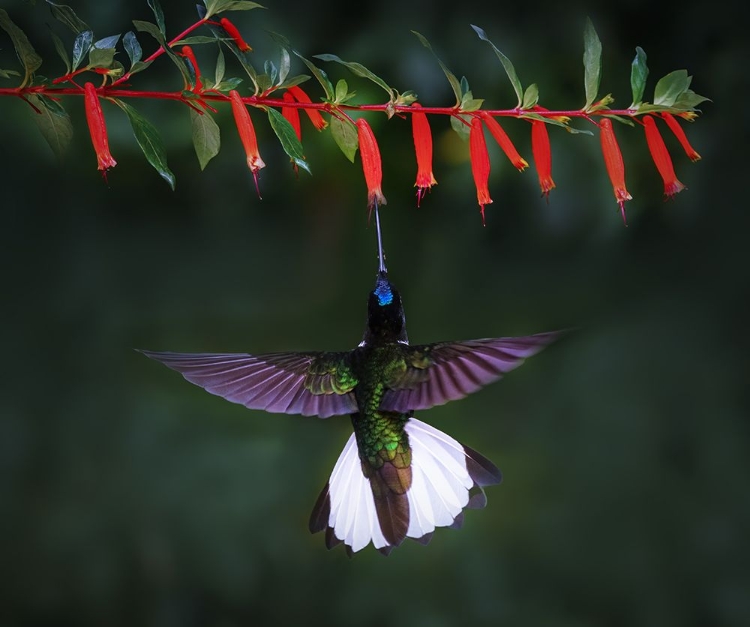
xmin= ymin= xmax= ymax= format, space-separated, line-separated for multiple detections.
xmin=140 ymin=210 xmax=560 ymax=555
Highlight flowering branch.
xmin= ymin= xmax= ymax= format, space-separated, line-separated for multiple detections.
xmin=0 ymin=2 xmax=709 ymax=224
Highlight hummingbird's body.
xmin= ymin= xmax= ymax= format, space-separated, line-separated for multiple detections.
xmin=140 ymin=268 xmax=560 ymax=554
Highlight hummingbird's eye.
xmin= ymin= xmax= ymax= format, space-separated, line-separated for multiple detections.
xmin=374 ymin=281 xmax=393 ymax=306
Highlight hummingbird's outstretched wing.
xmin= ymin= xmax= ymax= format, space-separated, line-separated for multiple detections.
xmin=379 ymin=331 xmax=561 ymax=413
xmin=139 ymin=350 xmax=358 ymax=418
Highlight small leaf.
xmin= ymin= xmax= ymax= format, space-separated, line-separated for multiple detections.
xmin=189 ymin=107 xmax=220 ymax=170
xmin=123 ymin=31 xmax=142 ymax=68
xmin=45 ymin=1 xmax=89 ymax=34
xmin=0 ymin=9 xmax=43 ymax=85
xmin=147 ymin=0 xmax=166 ymax=36
xmin=277 ymin=47 xmax=290 ymax=85
xmin=672 ymin=89 xmax=710 ymax=110
xmin=412 ymin=30 xmax=462 ymax=106
xmin=450 ymin=114 xmax=471 ymax=141
xmin=113 ymin=98 xmax=176 ymax=189
xmin=653 ymin=69 xmax=690 ymax=107
xmin=134 ymin=20 xmax=191 ymax=85
xmin=173 ymin=35 xmax=221 ymax=45
xmin=264 ymin=59 xmax=277 ymax=85
xmin=0 ymin=68 xmax=21 ymax=79
xmin=335 ymin=78 xmax=348 ymax=102
xmin=522 ymin=83 xmax=539 ymax=109
xmin=471 ymin=24 xmax=523 ymax=108
xmin=630 ymin=46 xmax=648 ymax=106
xmin=460 ymin=95 xmax=484 ymax=112
xmin=582 ymin=17 xmax=602 ymax=110
xmin=214 ymin=47 xmax=226 ymax=85
xmin=27 ymin=94 xmax=73 ymax=160
xmin=256 ymin=73 xmax=273 ymax=93
xmin=213 ymin=77 xmax=243 ymax=92
xmin=313 ymin=53 xmax=393 ymax=96
xmin=88 ymin=47 xmax=116 ymax=69
xmin=330 ymin=116 xmax=358 ymax=162
xmin=267 ymin=107 xmax=310 ymax=174
xmin=129 ymin=60 xmax=152 ymax=76
xmin=275 ymin=73 xmax=309 ymax=91
xmin=72 ymin=30 xmax=93 ymax=71
xmin=205 ymin=20 xmax=259 ymax=92
xmin=204 ymin=0 xmax=265 ymax=17
xmin=50 ymin=30 xmax=71 ymax=74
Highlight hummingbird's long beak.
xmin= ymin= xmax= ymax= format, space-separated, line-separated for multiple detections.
xmin=375 ymin=200 xmax=387 ymax=275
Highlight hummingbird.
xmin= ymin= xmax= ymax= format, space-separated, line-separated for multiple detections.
xmin=139 ymin=209 xmax=560 ymax=555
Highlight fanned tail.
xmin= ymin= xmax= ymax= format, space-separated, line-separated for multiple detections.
xmin=309 ymin=418 xmax=501 ymax=555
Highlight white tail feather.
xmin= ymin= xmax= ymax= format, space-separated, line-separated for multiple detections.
xmin=324 ymin=419 xmax=488 ymax=553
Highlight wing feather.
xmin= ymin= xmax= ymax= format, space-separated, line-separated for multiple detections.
xmin=139 ymin=350 xmax=358 ymax=418
xmin=380 ymin=331 xmax=561 ymax=412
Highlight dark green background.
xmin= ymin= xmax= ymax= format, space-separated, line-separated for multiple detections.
xmin=1 ymin=0 xmax=747 ymax=625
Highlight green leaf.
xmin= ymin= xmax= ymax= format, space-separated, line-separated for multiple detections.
xmin=256 ymin=73 xmax=273 ymax=93
xmin=275 ymin=74 xmax=309 ymax=91
xmin=270 ymin=33 xmax=334 ymax=100
xmin=27 ymin=94 xmax=73 ymax=160
xmin=264 ymin=60 xmax=277 ymax=85
xmin=72 ymin=30 xmax=93 ymax=71
xmin=189 ymin=108 xmax=220 ymax=170
xmin=334 ymin=78 xmax=350 ymax=103
xmin=412 ymin=30 xmax=462 ymax=106
xmin=522 ymin=83 xmax=539 ymax=109
xmin=672 ymin=89 xmax=710 ymax=110
xmin=88 ymin=36 xmax=120 ymax=69
xmin=0 ymin=9 xmax=43 ymax=86
xmin=88 ymin=47 xmax=116 ymax=69
xmin=174 ymin=36 xmax=224 ymax=46
xmin=213 ymin=77 xmax=242 ymax=92
xmin=45 ymin=1 xmax=89 ymax=34
xmin=582 ymin=17 xmax=602 ymax=109
xmin=147 ymin=0 xmax=166 ymax=36
xmin=129 ymin=60 xmax=152 ymax=76
xmin=313 ymin=53 xmax=393 ymax=96
xmin=330 ymin=116 xmax=358 ymax=162
xmin=277 ymin=47 xmax=290 ymax=86
xmin=267 ymin=107 xmax=311 ymax=174
xmin=460 ymin=93 xmax=483 ymax=112
xmin=50 ymin=30 xmax=71 ymax=74
xmin=654 ymin=69 xmax=691 ymax=107
xmin=134 ymin=20 xmax=191 ymax=85
xmin=630 ymin=46 xmax=648 ymax=106
xmin=0 ymin=68 xmax=21 ymax=79
xmin=471 ymin=24 xmax=523 ymax=109
xmin=113 ymin=98 xmax=176 ymax=189
xmin=214 ymin=47 xmax=226 ymax=85
xmin=521 ymin=111 xmax=593 ymax=135
xmin=450 ymin=114 xmax=471 ymax=141
xmin=204 ymin=0 xmax=265 ymax=17
xmin=123 ymin=31 xmax=142 ymax=68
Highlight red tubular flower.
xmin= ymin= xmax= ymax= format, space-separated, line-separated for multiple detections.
xmin=661 ymin=112 xmax=701 ymax=162
xmin=356 ymin=118 xmax=387 ymax=211
xmin=480 ymin=111 xmax=528 ymax=172
xmin=181 ymin=46 xmax=202 ymax=92
xmin=220 ymin=18 xmax=252 ymax=52
xmin=83 ymin=82 xmax=116 ymax=175
xmin=286 ymin=85 xmax=327 ymax=131
xmin=599 ymin=118 xmax=632 ymax=224
xmin=642 ymin=115 xmax=685 ymax=198
xmin=229 ymin=90 xmax=265 ymax=195
xmin=411 ymin=103 xmax=437 ymax=206
xmin=469 ymin=116 xmax=492 ymax=224
xmin=282 ymin=91 xmax=302 ymax=141
xmin=531 ymin=119 xmax=555 ymax=198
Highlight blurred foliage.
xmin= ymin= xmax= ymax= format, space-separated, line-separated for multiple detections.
xmin=0 ymin=0 xmax=748 ymax=626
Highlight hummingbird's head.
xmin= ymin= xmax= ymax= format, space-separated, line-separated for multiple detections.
xmin=363 ymin=271 xmax=408 ymax=345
